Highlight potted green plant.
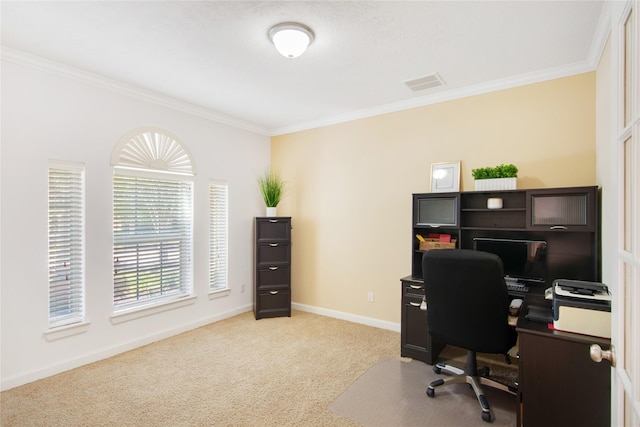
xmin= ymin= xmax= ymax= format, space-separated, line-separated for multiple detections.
xmin=471 ymin=164 xmax=518 ymax=191
xmin=257 ymin=169 xmax=286 ymax=216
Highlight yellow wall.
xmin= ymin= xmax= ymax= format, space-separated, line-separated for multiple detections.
xmin=271 ymin=73 xmax=596 ymax=324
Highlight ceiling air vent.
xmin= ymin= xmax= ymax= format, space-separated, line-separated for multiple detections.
xmin=404 ymin=73 xmax=444 ymax=92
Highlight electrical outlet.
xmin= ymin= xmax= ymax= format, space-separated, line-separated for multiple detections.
xmin=240 ymin=283 xmax=245 ymax=293
xmin=367 ymin=291 xmax=374 ymax=302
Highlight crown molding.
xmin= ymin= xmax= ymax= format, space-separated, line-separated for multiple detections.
xmin=271 ymin=59 xmax=597 ymax=136
xmin=586 ymin=0 xmax=613 ymax=69
xmin=1 ymin=47 xmax=271 ymax=136
xmin=3 ymin=39 xmax=607 ymax=139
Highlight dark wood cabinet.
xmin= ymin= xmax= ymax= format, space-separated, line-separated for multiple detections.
xmin=254 ymin=217 xmax=291 ymax=319
xmin=516 ymin=297 xmax=611 ymax=427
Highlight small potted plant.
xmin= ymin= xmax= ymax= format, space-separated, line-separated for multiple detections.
xmin=257 ymin=169 xmax=286 ymax=216
xmin=471 ymin=164 xmax=518 ymax=191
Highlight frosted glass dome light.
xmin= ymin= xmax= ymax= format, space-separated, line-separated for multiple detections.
xmin=268 ymin=22 xmax=315 ymax=59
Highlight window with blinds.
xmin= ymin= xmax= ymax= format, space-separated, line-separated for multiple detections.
xmin=48 ymin=162 xmax=85 ymax=328
xmin=209 ymin=181 xmax=228 ymax=291
xmin=113 ymin=173 xmax=193 ymax=310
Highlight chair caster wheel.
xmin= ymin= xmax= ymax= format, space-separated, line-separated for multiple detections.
xmin=433 ymin=366 xmax=442 ymax=374
xmin=481 ymin=411 xmax=491 ymax=422
xmin=426 ymin=387 xmax=435 ymax=398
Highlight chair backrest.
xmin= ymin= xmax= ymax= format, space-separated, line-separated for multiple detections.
xmin=422 ymin=249 xmax=514 ymax=354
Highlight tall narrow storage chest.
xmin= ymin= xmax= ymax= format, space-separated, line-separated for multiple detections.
xmin=254 ymin=217 xmax=291 ymax=319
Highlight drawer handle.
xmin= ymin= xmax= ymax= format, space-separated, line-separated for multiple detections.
xmin=550 ymin=225 xmax=568 ymax=230
xmin=409 ymin=302 xmax=421 ymax=307
xmin=269 ymin=266 xmax=278 ymax=270
xmin=409 ymin=284 xmax=422 ymax=289
xmin=269 ymin=291 xmax=279 ymax=295
xmin=269 ymin=219 xmax=278 ymax=223
xmin=269 ymin=243 xmax=279 ymax=247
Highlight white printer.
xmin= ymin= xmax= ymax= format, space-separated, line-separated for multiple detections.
xmin=552 ymin=279 xmax=611 ymax=338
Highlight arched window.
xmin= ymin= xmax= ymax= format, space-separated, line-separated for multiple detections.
xmin=110 ymin=127 xmax=196 ymax=175
xmin=110 ymin=128 xmax=195 ymax=312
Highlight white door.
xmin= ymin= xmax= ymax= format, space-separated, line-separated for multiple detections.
xmin=608 ymin=1 xmax=639 ymax=425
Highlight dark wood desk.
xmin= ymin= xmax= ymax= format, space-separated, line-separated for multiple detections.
xmin=400 ymin=280 xmax=611 ymax=426
xmin=516 ymin=295 xmax=611 ymax=427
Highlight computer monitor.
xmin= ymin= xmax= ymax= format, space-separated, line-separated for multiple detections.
xmin=473 ymin=237 xmax=547 ymax=285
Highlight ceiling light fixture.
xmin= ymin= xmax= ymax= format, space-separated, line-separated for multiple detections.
xmin=268 ymin=22 xmax=314 ymax=59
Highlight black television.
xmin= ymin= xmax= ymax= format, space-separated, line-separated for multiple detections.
xmin=473 ymin=237 xmax=547 ymax=285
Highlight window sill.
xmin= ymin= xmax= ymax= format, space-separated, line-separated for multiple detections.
xmin=111 ymin=295 xmax=197 ymax=325
xmin=44 ymin=321 xmax=91 ymax=341
xmin=208 ymin=287 xmax=231 ymax=300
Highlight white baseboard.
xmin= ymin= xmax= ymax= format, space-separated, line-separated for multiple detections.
xmin=292 ymin=302 xmax=401 ymax=333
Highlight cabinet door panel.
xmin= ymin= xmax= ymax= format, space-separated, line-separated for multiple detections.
xmin=256 ymin=290 xmax=291 ymax=318
xmin=413 ymin=193 xmax=459 ymax=227
xmin=256 ymin=243 xmax=290 ymax=264
xmin=256 ymin=218 xmax=291 ymax=241
xmin=519 ymin=332 xmax=610 ymax=427
xmin=403 ymin=299 xmax=427 ymax=352
xmin=256 ymin=267 xmax=290 ymax=289
xmin=526 ymin=187 xmax=597 ymax=231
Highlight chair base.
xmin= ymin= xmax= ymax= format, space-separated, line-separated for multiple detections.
xmin=426 ymin=354 xmax=517 ymax=423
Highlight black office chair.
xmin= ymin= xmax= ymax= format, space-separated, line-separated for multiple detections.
xmin=422 ymin=249 xmax=517 ymax=422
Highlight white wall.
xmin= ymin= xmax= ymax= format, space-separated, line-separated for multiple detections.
xmin=0 ymin=60 xmax=270 ymax=390
xmin=595 ymin=34 xmax=614 ymax=293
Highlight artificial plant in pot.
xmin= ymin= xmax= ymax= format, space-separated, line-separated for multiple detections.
xmin=471 ymin=164 xmax=518 ymax=191
xmin=257 ymin=169 xmax=286 ymax=217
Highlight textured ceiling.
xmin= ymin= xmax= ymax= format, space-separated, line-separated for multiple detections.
xmin=1 ymin=1 xmax=605 ymax=135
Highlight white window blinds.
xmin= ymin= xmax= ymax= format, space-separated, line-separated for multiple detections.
xmin=209 ymin=181 xmax=228 ymax=291
xmin=113 ymin=173 xmax=193 ymax=309
xmin=48 ymin=162 xmax=85 ymax=328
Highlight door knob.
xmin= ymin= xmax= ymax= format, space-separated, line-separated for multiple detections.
xmin=590 ymin=344 xmax=616 ymax=367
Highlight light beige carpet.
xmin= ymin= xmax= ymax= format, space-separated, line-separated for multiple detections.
xmin=1 ymin=310 xmax=398 ymax=427
xmin=1 ymin=310 xmax=517 ymax=426
xmin=329 ymin=358 xmax=517 ymax=427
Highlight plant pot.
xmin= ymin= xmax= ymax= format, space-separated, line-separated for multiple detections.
xmin=266 ymin=207 xmax=277 ymax=217
xmin=474 ymin=177 xmax=517 ymax=191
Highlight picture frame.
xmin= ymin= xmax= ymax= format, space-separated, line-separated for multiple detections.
xmin=430 ymin=161 xmax=460 ymax=193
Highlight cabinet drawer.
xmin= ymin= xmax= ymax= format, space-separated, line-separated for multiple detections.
xmin=255 ymin=289 xmax=291 ymax=318
xmin=256 ymin=267 xmax=290 ymax=289
xmin=256 ymin=218 xmax=291 ymax=242
xmin=403 ymin=281 xmax=424 ymax=298
xmin=256 ymin=243 xmax=290 ymax=264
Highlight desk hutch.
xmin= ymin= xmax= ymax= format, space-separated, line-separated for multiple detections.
xmin=401 ymin=185 xmax=599 ymax=363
